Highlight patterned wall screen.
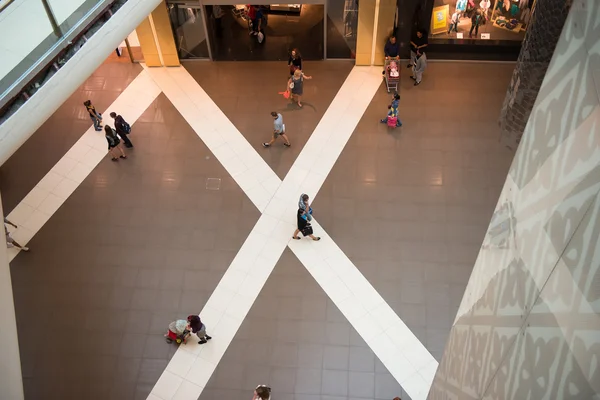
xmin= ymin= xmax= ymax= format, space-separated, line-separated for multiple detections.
xmin=428 ymin=0 xmax=600 ymax=398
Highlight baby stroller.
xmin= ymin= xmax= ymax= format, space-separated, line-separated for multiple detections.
xmin=165 ymin=319 xmax=191 ymax=344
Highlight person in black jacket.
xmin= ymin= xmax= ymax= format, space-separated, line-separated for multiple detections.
xmin=110 ymin=112 xmax=133 ymax=148
xmin=384 ymin=36 xmax=400 ymax=60
xmin=382 ymin=36 xmax=400 ymax=75
xmin=288 ymin=48 xmax=302 ymax=76
xmin=104 ymin=125 xmax=127 ymax=161
xmin=187 ymin=315 xmax=212 ymax=344
xmin=408 ymin=29 xmax=428 ymax=68
xmin=292 ymin=208 xmax=321 ymax=241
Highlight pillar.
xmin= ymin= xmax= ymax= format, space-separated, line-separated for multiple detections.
xmin=0 ymin=193 xmax=24 ymax=400
xmin=498 ymin=0 xmax=572 ymax=150
xmin=135 ymin=1 xmax=180 ymax=67
xmin=355 ymin=0 xmax=397 ymax=66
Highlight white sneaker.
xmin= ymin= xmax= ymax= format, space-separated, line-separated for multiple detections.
xmin=22 ymin=247 xmax=29 ymax=252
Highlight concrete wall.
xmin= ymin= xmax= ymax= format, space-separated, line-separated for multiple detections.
xmin=428 ymin=0 xmax=600 ymax=397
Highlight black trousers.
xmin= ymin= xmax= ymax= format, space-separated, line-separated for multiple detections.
xmin=117 ymin=132 xmax=133 ymax=148
xmin=470 ymin=24 xmax=479 ymax=36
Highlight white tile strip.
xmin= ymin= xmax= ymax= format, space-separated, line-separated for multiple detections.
xmin=146 ymin=65 xmax=437 ymax=400
xmin=5 ymin=70 xmax=161 ymax=261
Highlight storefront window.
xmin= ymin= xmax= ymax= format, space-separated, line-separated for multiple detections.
xmin=326 ymin=0 xmax=357 ymax=59
xmin=429 ymin=0 xmax=535 ymax=42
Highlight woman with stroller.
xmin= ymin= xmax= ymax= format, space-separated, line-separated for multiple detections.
xmin=187 ymin=315 xmax=212 ymax=344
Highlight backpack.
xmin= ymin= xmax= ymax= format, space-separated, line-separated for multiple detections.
xmin=117 ymin=116 xmax=131 ymax=133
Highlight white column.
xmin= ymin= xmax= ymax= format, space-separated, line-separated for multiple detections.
xmin=0 ymin=192 xmax=24 ymax=400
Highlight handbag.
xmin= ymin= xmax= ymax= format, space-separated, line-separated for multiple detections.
xmin=290 ymin=65 xmax=298 ymax=74
xmin=301 ymin=225 xmax=313 ymax=236
xmin=387 ymin=117 xmax=398 ymax=127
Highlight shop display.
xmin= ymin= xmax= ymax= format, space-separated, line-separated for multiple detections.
xmin=491 ymin=0 xmax=536 ymax=31
xmin=429 ymin=0 xmax=535 ymax=40
xmin=270 ymin=4 xmax=301 ymax=14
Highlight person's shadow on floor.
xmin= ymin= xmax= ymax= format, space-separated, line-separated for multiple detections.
xmin=280 ymin=102 xmax=316 ymax=113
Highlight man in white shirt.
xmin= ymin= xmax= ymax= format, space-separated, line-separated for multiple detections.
xmin=262 ymin=112 xmax=291 ymax=148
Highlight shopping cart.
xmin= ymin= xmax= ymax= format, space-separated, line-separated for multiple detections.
xmin=384 ymin=59 xmax=400 ymax=93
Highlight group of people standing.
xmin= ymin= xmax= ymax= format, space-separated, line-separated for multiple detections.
xmin=380 ymin=29 xmax=428 ymax=127
xmin=383 ymin=30 xmax=428 ymax=88
xmin=84 ymin=100 xmax=134 ymax=162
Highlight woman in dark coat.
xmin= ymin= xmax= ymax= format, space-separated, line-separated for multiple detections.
xmin=288 ymin=48 xmax=302 ymax=75
xmin=292 ymin=208 xmax=321 ymax=241
xmin=187 ymin=315 xmax=212 ymax=344
xmin=104 ymin=125 xmax=126 ymax=161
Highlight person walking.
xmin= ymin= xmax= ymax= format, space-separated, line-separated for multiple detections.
xmin=469 ymin=10 xmax=482 ymax=38
xmin=292 ymin=208 xmax=320 ymax=241
xmin=298 ymin=194 xmax=313 ymax=221
xmin=262 ymin=112 xmax=291 ymax=148
xmin=187 ymin=315 xmax=212 ymax=344
xmin=110 ymin=112 xmax=133 ymax=148
xmin=287 ymin=69 xmax=312 ymax=108
xmin=411 ymin=51 xmax=427 ymax=86
xmin=84 ymin=100 xmax=103 ymax=131
xmin=105 ymin=125 xmax=127 ymax=161
xmin=448 ymin=10 xmax=460 ymax=33
xmin=380 ymin=93 xmax=402 ymax=127
xmin=4 ymin=218 xmax=29 ymax=252
xmin=288 ymin=48 xmax=302 ymax=76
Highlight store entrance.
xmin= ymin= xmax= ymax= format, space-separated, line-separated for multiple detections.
xmin=206 ymin=4 xmax=324 ymax=61
xmin=166 ymin=2 xmax=326 ymax=61
xmin=207 ymin=4 xmax=325 ymax=61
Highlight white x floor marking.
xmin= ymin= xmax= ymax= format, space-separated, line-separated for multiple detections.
xmin=5 ymin=65 xmax=438 ymax=400
xmin=143 ymin=66 xmax=437 ymax=400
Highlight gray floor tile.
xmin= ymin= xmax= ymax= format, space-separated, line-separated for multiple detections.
xmin=349 ymin=346 xmax=376 ymax=372
xmin=323 ymin=345 xmax=350 ymax=370
xmin=321 ymin=370 xmax=349 ymax=396
xmin=348 ymin=371 xmax=375 ymax=398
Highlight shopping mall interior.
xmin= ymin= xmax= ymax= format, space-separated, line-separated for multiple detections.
xmin=0 ymin=0 xmax=598 ymax=400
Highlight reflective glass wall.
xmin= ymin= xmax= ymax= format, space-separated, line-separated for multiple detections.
xmin=326 ymin=0 xmax=357 ymax=58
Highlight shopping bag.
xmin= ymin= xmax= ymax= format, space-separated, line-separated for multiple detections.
xmin=387 ymin=117 xmax=398 ymax=127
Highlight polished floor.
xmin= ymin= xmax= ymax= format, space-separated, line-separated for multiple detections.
xmin=3 ymin=58 xmax=514 ymax=400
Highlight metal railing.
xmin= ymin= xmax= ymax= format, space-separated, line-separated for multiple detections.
xmin=0 ymin=0 xmax=128 ymax=123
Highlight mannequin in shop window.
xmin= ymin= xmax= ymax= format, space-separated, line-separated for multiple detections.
xmin=469 ymin=10 xmax=482 ymax=37
xmin=448 ymin=9 xmax=460 ymax=33
xmin=456 ymin=0 xmax=467 ymax=17
xmin=465 ymin=0 xmax=476 ymax=18
xmin=479 ymin=0 xmax=491 ymax=19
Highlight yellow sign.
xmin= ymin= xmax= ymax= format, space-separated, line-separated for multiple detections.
xmin=430 ymin=4 xmax=449 ymax=35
